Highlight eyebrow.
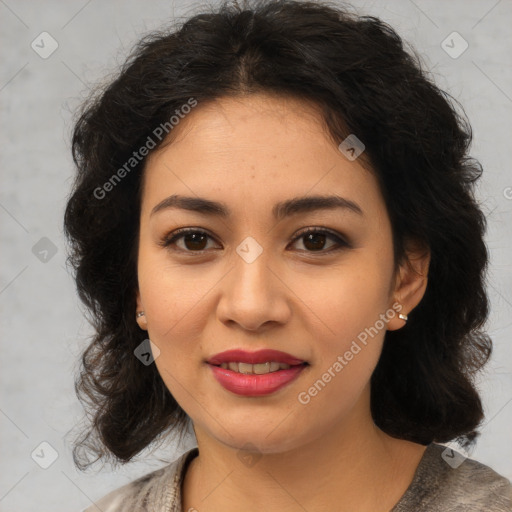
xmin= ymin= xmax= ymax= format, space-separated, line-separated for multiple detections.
xmin=150 ymin=193 xmax=364 ymax=220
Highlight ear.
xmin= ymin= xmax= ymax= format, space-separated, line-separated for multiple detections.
xmin=387 ymin=238 xmax=430 ymax=331
xmin=135 ymin=288 xmax=148 ymax=331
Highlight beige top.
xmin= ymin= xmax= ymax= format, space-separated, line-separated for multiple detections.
xmin=82 ymin=443 xmax=512 ymax=511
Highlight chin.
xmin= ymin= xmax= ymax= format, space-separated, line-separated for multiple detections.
xmin=212 ymin=423 xmax=310 ymax=455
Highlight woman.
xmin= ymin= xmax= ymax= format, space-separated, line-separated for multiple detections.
xmin=64 ymin=1 xmax=512 ymax=510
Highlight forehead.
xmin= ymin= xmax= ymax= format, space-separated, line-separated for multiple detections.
xmin=141 ymin=93 xmax=383 ymax=221
xmin=149 ymin=93 xmax=334 ymax=162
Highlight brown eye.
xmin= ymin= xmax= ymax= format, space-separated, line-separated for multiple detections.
xmin=161 ymin=229 xmax=218 ymax=252
xmin=290 ymin=228 xmax=349 ymax=253
xmin=160 ymin=227 xmax=349 ymax=255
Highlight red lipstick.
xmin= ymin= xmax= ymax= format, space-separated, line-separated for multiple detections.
xmin=206 ymin=349 xmax=308 ymax=397
xmin=207 ymin=349 xmax=305 ymax=366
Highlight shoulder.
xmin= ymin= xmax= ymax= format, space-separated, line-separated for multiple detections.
xmin=81 ymin=447 xmax=198 ymax=512
xmin=393 ymin=443 xmax=512 ymax=512
xmin=442 ymin=449 xmax=512 ymax=511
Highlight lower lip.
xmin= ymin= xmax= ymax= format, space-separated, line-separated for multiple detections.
xmin=208 ymin=363 xmax=307 ymax=396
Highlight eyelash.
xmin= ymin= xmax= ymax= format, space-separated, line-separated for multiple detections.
xmin=159 ymin=226 xmax=350 ymax=255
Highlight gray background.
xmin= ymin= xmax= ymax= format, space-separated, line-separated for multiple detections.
xmin=0 ymin=0 xmax=511 ymax=510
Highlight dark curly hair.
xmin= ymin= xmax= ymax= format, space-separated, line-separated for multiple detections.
xmin=63 ymin=0 xmax=492 ymax=470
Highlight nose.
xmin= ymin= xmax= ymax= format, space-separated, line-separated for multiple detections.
xmin=216 ymin=248 xmax=292 ymax=332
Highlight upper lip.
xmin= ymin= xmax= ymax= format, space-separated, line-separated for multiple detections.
xmin=207 ymin=349 xmax=307 ymax=366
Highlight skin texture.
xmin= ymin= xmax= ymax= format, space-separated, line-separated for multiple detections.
xmin=135 ymin=93 xmax=430 ymax=512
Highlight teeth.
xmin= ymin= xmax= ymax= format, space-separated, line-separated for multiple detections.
xmin=219 ymin=362 xmax=293 ymax=374
xmin=269 ymin=362 xmax=281 ymax=372
xmin=238 ymin=362 xmax=253 ymax=374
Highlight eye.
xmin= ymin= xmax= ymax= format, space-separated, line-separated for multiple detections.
xmin=288 ymin=227 xmax=350 ymax=253
xmin=160 ymin=228 xmax=218 ymax=252
xmin=159 ymin=227 xmax=350 ymax=254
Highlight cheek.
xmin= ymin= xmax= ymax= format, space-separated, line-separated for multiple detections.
xmin=288 ymin=266 xmax=392 ymax=441
xmin=138 ymin=241 xmax=215 ymax=337
xmin=294 ymin=284 xmax=388 ymax=415
xmin=286 ymin=250 xmax=393 ymax=415
xmin=291 ymin=253 xmax=394 ymax=358
xmin=137 ymin=249 xmax=215 ymax=395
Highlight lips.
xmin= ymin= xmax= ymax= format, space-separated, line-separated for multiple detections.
xmin=207 ymin=349 xmax=306 ymax=366
xmin=209 ymin=364 xmax=307 ymax=396
xmin=206 ymin=349 xmax=308 ymax=396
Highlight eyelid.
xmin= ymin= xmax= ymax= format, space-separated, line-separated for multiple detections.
xmin=158 ymin=227 xmax=219 ymax=251
xmin=159 ymin=226 xmax=351 ymax=254
xmin=292 ymin=226 xmax=350 ymax=250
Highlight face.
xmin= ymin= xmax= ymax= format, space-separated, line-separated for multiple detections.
xmin=136 ymin=93 xmax=424 ymax=454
